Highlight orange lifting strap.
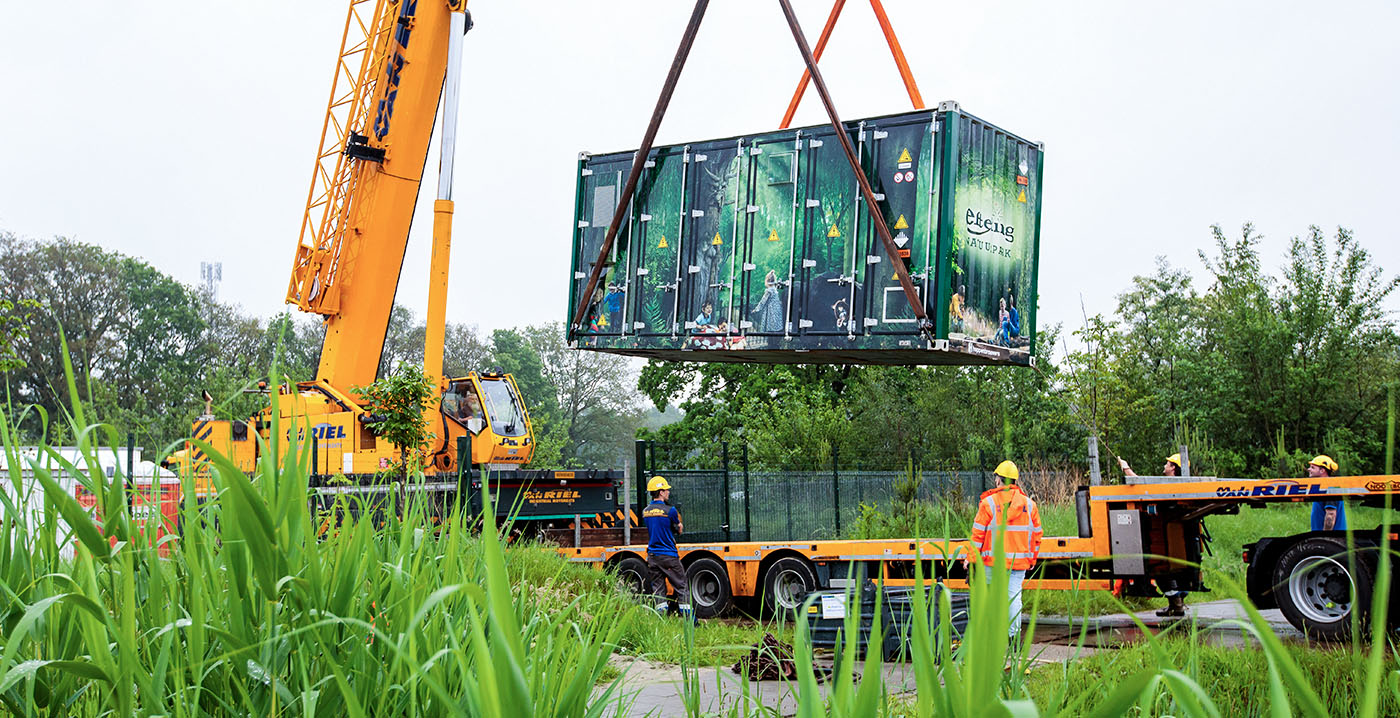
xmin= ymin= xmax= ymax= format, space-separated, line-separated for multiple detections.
xmin=778 ymin=0 xmax=925 ymax=129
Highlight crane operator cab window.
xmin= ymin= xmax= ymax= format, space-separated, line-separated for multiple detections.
xmin=477 ymin=378 xmax=528 ymax=438
xmin=442 ymin=381 xmax=484 ymax=434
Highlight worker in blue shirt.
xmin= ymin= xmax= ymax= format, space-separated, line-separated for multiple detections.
xmin=1306 ymin=455 xmax=1347 ymax=531
xmin=643 ymin=476 xmax=691 ymax=620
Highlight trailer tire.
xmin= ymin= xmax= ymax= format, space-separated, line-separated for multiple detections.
xmin=613 ymin=556 xmax=649 ymax=595
xmin=686 ymin=557 xmax=733 ymax=618
xmin=1273 ymin=537 xmax=1374 ymax=641
xmin=763 ymin=557 xmax=817 ymax=618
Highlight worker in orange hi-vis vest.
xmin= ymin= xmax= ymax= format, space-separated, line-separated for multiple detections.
xmin=968 ymin=460 xmax=1043 ymax=637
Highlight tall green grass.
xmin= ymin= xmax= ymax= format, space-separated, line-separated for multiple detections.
xmin=2 ymin=345 xmax=1396 ymax=716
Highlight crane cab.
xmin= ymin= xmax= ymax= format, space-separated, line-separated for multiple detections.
xmin=436 ymin=371 xmax=535 ymax=470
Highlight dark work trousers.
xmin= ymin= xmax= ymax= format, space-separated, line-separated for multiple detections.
xmin=647 ymin=553 xmax=689 ymax=611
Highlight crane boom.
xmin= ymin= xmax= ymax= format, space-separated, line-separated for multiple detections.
xmin=286 ymin=0 xmax=456 ymax=395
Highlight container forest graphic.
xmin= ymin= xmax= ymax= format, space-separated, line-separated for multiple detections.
xmin=568 ymin=107 xmax=1042 ymax=367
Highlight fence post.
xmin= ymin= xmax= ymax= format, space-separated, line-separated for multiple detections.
xmin=742 ymin=444 xmax=752 ymax=542
xmin=721 ymin=441 xmax=731 ymax=542
xmin=832 ymin=446 xmax=841 ymax=537
xmin=634 ymin=440 xmax=648 ymax=514
xmin=785 ymin=463 xmax=794 ymax=541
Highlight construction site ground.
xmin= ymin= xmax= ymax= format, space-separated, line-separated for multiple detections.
xmin=594 ymin=599 xmax=1300 ymax=717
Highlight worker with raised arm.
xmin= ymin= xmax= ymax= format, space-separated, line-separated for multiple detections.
xmin=643 ymin=476 xmax=692 ymax=621
xmin=1306 ymin=455 xmax=1347 ymax=532
xmin=969 ymin=460 xmax=1042 ymax=637
xmin=1119 ymin=452 xmax=1190 ymax=617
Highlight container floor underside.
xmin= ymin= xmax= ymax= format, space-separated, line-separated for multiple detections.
xmin=577 ymin=344 xmax=1032 ymax=367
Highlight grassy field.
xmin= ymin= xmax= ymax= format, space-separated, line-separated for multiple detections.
xmin=4 ymin=378 xmax=1398 ymax=715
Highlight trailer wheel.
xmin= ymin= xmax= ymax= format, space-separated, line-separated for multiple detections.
xmin=613 ymin=556 xmax=649 ymax=595
xmin=686 ymin=557 xmax=733 ymax=618
xmin=763 ymin=557 xmax=817 ymax=618
xmin=1273 ymin=537 xmax=1374 ymax=641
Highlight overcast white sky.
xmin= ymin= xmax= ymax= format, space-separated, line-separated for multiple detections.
xmin=3 ymin=1 xmax=1397 ymax=351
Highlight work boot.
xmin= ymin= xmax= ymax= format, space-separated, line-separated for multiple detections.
xmin=679 ymin=603 xmax=697 ymax=624
xmin=653 ymin=601 xmax=669 ymax=616
xmin=1155 ymin=595 xmax=1186 ymax=618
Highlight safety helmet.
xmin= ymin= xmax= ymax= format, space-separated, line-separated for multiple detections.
xmin=994 ymin=460 xmax=1019 ymax=482
xmin=1165 ymin=453 xmax=1182 ymax=467
xmin=647 ymin=475 xmax=672 ymax=492
xmin=1309 ymin=455 xmax=1338 ymax=473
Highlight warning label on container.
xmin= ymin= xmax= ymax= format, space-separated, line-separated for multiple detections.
xmin=827 ymin=224 xmax=842 ymax=238
xmin=658 ymin=235 xmax=669 ymax=248
xmin=897 ymin=148 xmax=913 ymax=169
xmin=893 ymin=214 xmax=909 ymax=230
xmin=767 ymin=229 xmax=780 ymax=242
xmin=711 ymin=232 xmax=723 ymax=246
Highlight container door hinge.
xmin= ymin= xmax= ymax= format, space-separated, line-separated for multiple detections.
xmin=742 ymin=262 xmax=756 ymax=271
xmin=640 ymin=213 xmax=652 ymax=222
xmin=864 ymin=318 xmax=880 ymax=327
xmin=577 ymin=221 xmax=589 ymax=228
xmin=691 ymin=210 xmax=705 ymax=217
xmin=694 ymin=154 xmax=708 ymax=163
xmin=798 ymin=319 xmax=814 ymax=329
xmin=739 ymin=320 xmax=754 ymax=329
xmin=872 ymin=130 xmax=889 ymax=140
xmin=688 ymin=265 xmax=701 ymax=274
xmin=573 ymin=272 xmax=586 ymax=279
xmin=807 ymin=139 xmax=824 ymax=149
xmin=636 ymin=267 xmax=649 ymax=276
xmin=684 ymin=321 xmax=698 ymax=329
xmin=805 ymin=199 xmax=821 ymax=208
xmin=746 ymin=205 xmax=759 ymax=213
xmin=633 ymin=321 xmax=647 ymax=330
xmin=580 ymin=168 xmax=594 ymax=177
xmin=867 ymin=255 xmax=882 ymax=265
xmin=801 ymin=259 xmax=817 ymax=268
xmin=643 ymin=159 xmax=656 ymax=169
xmin=750 ymin=146 xmax=764 ymax=156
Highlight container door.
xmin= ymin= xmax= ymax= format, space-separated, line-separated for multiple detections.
xmin=861 ymin=115 xmax=938 ymax=333
xmin=737 ymin=131 xmax=801 ymax=339
xmin=629 ymin=146 xmax=687 ymax=336
xmin=680 ymin=140 xmax=745 ymax=342
xmin=796 ymin=127 xmax=863 ymax=336
xmin=571 ymin=154 xmax=633 ymax=337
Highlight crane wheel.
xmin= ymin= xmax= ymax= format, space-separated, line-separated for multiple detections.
xmin=686 ymin=557 xmax=733 ymax=618
xmin=1273 ymin=537 xmax=1374 ymax=641
xmin=762 ymin=556 xmax=817 ymax=619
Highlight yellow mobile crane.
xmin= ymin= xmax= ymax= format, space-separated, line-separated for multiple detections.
xmin=170 ymin=1 xmax=564 ymax=492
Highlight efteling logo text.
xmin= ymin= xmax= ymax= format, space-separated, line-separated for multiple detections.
xmin=965 ymin=209 xmax=1015 ymax=257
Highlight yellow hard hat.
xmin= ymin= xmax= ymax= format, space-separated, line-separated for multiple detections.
xmin=994 ymin=460 xmax=1019 ymax=482
xmin=1309 ymin=455 xmax=1338 ymax=473
xmin=1166 ymin=453 xmax=1182 ymax=467
xmin=647 ymin=475 xmax=672 ymax=492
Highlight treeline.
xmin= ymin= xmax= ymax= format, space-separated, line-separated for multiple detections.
xmin=641 ymin=224 xmax=1400 ymax=479
xmin=0 ymin=233 xmax=644 ymax=468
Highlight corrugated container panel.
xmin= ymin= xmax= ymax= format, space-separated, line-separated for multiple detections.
xmin=567 ymin=104 xmax=1042 ymax=367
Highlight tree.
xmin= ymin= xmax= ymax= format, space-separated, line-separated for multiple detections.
xmin=0 ymin=297 xmax=38 ymax=372
xmin=517 ymin=322 xmax=644 ymax=467
xmin=354 ymin=362 xmax=435 ymax=477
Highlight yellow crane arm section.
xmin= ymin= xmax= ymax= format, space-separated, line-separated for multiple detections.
xmin=285 ymin=0 xmax=456 ymax=396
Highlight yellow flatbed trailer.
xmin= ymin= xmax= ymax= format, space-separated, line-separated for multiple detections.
xmin=558 ymin=474 xmax=1400 ymax=638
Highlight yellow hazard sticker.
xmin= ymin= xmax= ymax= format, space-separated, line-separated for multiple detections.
xmin=1017 ymin=189 xmax=1027 ymax=203
xmin=827 ymin=224 xmax=842 ymax=238
xmin=711 ymin=232 xmax=723 ymax=246
xmin=767 ymin=229 xmax=781 ymax=242
xmin=658 ymin=235 xmax=669 ymax=248
xmin=893 ymin=214 xmax=909 ymax=230
xmin=897 ymin=148 xmax=912 ymax=163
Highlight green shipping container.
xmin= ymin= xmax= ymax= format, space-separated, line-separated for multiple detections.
xmin=567 ymin=102 xmax=1043 ymax=366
